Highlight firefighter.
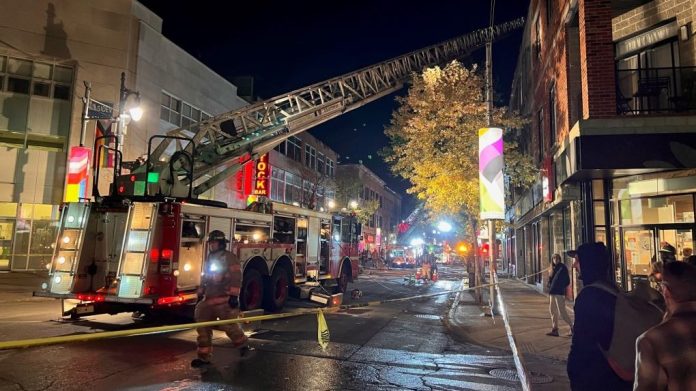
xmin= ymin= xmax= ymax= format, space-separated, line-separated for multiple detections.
xmin=190 ymin=230 xmax=250 ymax=368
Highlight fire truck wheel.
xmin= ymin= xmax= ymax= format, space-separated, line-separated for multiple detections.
xmin=241 ymin=269 xmax=264 ymax=311
xmin=263 ymin=266 xmax=289 ymax=312
xmin=335 ymin=264 xmax=350 ymax=294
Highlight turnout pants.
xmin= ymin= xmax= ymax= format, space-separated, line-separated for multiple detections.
xmin=194 ymin=297 xmax=248 ymax=360
xmin=549 ymin=294 xmax=573 ymax=330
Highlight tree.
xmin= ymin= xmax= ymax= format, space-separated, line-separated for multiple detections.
xmin=354 ymin=199 xmax=380 ymax=226
xmin=382 ymin=61 xmax=535 ymax=230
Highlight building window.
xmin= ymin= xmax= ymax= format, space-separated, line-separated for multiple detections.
xmin=0 ymin=56 xmax=73 ymax=149
xmin=274 ymin=140 xmax=286 ymax=155
xmin=537 ymin=108 xmax=544 ymax=162
xmin=285 ymin=172 xmax=302 ymax=204
xmin=270 ymin=167 xmax=285 ymax=202
xmin=326 ymin=159 xmax=335 ymax=177
xmin=286 ymin=136 xmax=302 ymax=162
xmin=181 ymin=102 xmax=202 ymax=129
xmin=160 ymin=92 xmax=181 ymax=125
xmin=160 ymin=91 xmax=210 ymax=128
xmin=549 ymin=83 xmax=557 ymax=147
xmin=317 ymin=152 xmax=325 ymax=174
xmin=305 ymin=145 xmax=316 ymax=169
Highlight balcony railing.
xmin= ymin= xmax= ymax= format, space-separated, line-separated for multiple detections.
xmin=616 ymin=66 xmax=696 ymax=115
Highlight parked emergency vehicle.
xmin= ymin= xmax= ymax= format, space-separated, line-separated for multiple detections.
xmin=33 ymin=19 xmax=522 ymax=318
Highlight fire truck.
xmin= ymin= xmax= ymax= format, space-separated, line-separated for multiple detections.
xmin=34 ymin=18 xmax=523 ymax=318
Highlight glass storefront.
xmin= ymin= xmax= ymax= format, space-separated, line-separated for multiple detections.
xmin=0 ymin=202 xmax=59 ymax=271
xmin=612 ymin=171 xmax=696 ymax=291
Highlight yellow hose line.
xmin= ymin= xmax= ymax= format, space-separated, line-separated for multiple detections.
xmin=0 ymin=267 xmax=550 ymax=350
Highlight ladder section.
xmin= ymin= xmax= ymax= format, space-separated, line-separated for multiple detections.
xmin=117 ymin=202 xmax=157 ymax=298
xmin=139 ymin=18 xmax=525 ymax=198
xmin=49 ymin=203 xmax=91 ymax=294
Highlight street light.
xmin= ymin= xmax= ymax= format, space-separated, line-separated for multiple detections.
xmin=117 ymin=72 xmax=143 ymax=140
xmin=349 ymin=200 xmax=358 ymax=209
xmin=437 ymin=221 xmax=452 ymax=233
xmin=327 ymin=200 xmax=336 ymax=209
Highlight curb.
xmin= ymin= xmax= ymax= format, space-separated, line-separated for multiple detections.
xmin=444 ymin=278 xmax=510 ymax=352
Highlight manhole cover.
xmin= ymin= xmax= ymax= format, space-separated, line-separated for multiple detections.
xmin=414 ymin=314 xmax=441 ymax=320
xmin=489 ymin=368 xmax=554 ymax=384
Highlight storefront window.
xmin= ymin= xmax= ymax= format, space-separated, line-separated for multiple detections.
xmin=0 ymin=202 xmax=17 ymax=270
xmin=9 ymin=203 xmax=59 ymax=270
xmin=619 ymin=195 xmax=694 ymax=225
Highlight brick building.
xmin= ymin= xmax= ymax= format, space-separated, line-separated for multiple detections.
xmin=268 ymin=132 xmax=337 ymax=210
xmin=335 ymin=164 xmax=402 ymax=254
xmin=507 ymin=0 xmax=696 ymax=295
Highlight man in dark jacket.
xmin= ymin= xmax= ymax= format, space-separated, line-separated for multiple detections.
xmin=546 ymin=253 xmax=572 ymax=336
xmin=566 ymin=242 xmax=632 ymax=391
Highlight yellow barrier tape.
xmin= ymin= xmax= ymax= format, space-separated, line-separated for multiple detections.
xmin=0 ymin=268 xmax=551 ymax=351
xmin=317 ymin=309 xmax=329 ymax=350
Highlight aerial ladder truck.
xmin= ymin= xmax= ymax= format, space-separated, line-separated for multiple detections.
xmin=35 ymin=18 xmax=525 ymax=318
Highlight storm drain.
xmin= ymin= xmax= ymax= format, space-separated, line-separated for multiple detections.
xmin=414 ymin=314 xmax=441 ymax=320
xmin=489 ymin=368 xmax=554 ymax=384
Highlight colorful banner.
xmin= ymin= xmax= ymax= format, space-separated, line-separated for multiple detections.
xmin=479 ymin=127 xmax=505 ymax=220
xmin=95 ymin=120 xmax=114 ymax=168
xmin=65 ymin=146 xmax=91 ymax=202
xmin=253 ymin=153 xmax=270 ymax=196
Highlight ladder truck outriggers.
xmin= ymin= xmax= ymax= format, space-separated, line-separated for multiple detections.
xmin=34 ymin=18 xmax=524 ymax=319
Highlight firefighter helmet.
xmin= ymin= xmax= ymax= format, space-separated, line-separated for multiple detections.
xmin=207 ymin=230 xmax=229 ymax=243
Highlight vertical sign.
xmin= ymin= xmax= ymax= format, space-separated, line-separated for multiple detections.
xmin=235 ymin=154 xmax=254 ymax=200
xmin=65 ymin=146 xmax=91 ymax=202
xmin=479 ymin=127 xmax=505 ymax=220
xmin=253 ymin=153 xmax=270 ymax=196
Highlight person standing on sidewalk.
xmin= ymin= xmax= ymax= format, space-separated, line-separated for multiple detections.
xmin=191 ymin=230 xmax=249 ymax=368
xmin=634 ymin=261 xmax=696 ymax=391
xmin=546 ymin=253 xmax=573 ymax=337
xmin=567 ymin=242 xmax=632 ymax=391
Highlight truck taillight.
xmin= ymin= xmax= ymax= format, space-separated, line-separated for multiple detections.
xmin=150 ymin=248 xmax=160 ymax=262
xmin=161 ymin=249 xmax=173 ymax=259
xmin=76 ymin=294 xmax=105 ymax=302
xmin=157 ymin=295 xmax=185 ymax=305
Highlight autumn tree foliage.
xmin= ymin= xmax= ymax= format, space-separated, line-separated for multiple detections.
xmin=382 ymin=61 xmax=535 ymax=231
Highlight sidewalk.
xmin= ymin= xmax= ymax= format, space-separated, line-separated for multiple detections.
xmin=447 ymin=277 xmax=573 ymax=390
xmin=0 ymin=271 xmax=50 ymax=302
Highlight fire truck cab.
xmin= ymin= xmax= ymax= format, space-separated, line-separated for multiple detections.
xmin=35 ymin=198 xmax=360 ymax=318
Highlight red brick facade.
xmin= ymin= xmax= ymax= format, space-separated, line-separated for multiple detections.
xmin=579 ymin=0 xmax=617 ymax=119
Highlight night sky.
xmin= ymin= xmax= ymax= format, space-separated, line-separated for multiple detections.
xmin=139 ymin=0 xmax=530 ymax=213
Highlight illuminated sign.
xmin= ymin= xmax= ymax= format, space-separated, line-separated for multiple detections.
xmin=65 ymin=147 xmax=91 ymax=202
xmin=253 ymin=153 xmax=270 ymax=196
xmin=479 ymin=128 xmax=505 ymax=220
xmin=542 ymin=157 xmax=553 ymax=202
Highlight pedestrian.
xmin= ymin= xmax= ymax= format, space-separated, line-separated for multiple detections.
xmin=546 ymin=253 xmax=573 ymax=337
xmin=566 ymin=242 xmax=632 ymax=391
xmin=634 ymin=261 xmax=696 ymax=390
xmin=682 ymin=247 xmax=692 ymax=262
xmin=191 ymin=230 xmax=249 ymax=368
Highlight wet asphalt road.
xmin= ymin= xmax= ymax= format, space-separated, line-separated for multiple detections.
xmin=0 ymin=265 xmax=519 ymax=390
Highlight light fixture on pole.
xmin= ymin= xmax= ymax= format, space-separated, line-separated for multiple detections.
xmin=349 ymin=200 xmax=358 ymax=209
xmin=115 ymin=72 xmax=143 ymax=154
xmin=437 ymin=221 xmax=452 ymax=233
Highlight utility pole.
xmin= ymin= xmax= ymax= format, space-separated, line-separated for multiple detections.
xmin=485 ymin=18 xmax=498 ymax=316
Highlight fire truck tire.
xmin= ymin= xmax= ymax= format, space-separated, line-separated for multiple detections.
xmin=264 ymin=266 xmax=290 ymax=312
xmin=241 ymin=269 xmax=264 ymax=311
xmin=335 ymin=264 xmax=350 ymax=294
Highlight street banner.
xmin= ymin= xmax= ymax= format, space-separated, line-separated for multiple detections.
xmin=95 ymin=119 xmax=115 ymax=168
xmin=65 ymin=146 xmax=91 ymax=202
xmin=479 ymin=127 xmax=505 ymax=220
